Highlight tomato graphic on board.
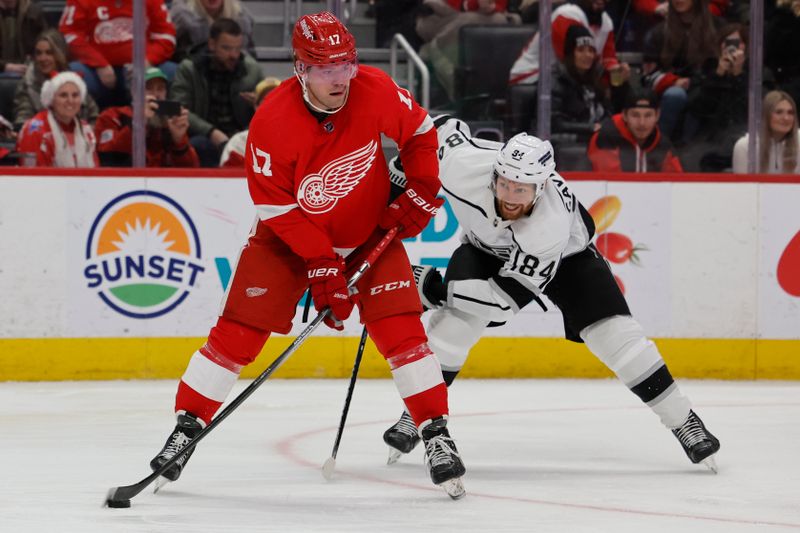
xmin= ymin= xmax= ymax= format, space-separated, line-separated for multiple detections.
xmin=777 ymin=230 xmax=800 ymax=297
xmin=596 ymin=232 xmax=647 ymax=265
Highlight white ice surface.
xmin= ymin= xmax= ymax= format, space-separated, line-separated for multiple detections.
xmin=1 ymin=379 xmax=798 ymax=532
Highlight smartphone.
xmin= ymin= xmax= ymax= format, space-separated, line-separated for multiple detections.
xmin=154 ymin=100 xmax=182 ymax=117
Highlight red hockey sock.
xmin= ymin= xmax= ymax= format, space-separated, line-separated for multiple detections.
xmin=367 ymin=313 xmax=448 ymax=426
xmin=175 ymin=317 xmax=270 ymax=424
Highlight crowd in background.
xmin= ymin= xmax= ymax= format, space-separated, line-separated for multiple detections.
xmin=0 ymin=0 xmax=275 ymax=168
xmin=0 ymin=0 xmax=798 ymax=174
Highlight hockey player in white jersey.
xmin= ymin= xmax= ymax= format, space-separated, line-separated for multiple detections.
xmin=383 ymin=116 xmax=720 ymax=472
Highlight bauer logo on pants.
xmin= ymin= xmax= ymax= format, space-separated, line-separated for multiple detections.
xmin=83 ymin=190 xmax=205 ymax=319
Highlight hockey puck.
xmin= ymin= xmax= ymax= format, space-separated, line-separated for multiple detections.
xmin=106 ymin=498 xmax=131 ymax=508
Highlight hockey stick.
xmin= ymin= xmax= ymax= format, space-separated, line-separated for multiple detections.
xmin=321 ymin=325 xmax=368 ymax=480
xmin=105 ymin=227 xmax=399 ymax=508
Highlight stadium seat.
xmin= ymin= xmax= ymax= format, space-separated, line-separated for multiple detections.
xmin=506 ymin=83 xmax=536 ymax=137
xmin=39 ymin=0 xmax=66 ymax=28
xmin=0 ymin=76 xmax=20 ymax=126
xmin=453 ymin=24 xmax=536 ymax=121
xmin=552 ymin=141 xmax=592 ymax=171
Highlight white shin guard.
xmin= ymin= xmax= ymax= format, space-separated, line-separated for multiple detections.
xmin=581 ymin=315 xmax=691 ymax=428
xmin=427 ymin=307 xmax=489 ymax=373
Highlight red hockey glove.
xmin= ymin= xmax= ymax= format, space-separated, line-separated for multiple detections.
xmin=379 ymin=188 xmax=444 ymax=240
xmin=306 ymin=255 xmax=355 ymax=330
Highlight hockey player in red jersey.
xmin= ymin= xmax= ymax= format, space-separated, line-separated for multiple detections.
xmin=59 ymin=0 xmax=176 ymax=107
xmin=149 ymin=12 xmax=466 ymax=499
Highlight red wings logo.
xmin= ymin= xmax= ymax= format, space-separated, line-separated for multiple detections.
xmin=297 ymin=140 xmax=378 ymax=214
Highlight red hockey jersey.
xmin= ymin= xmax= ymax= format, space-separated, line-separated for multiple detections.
xmin=59 ymin=0 xmax=176 ymax=68
xmin=246 ymin=65 xmax=439 ymax=261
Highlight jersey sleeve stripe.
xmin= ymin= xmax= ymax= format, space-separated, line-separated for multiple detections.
xmin=413 ymin=114 xmax=434 ymax=136
xmin=255 ymin=203 xmax=297 ymax=221
xmin=442 ymin=184 xmax=488 ymax=218
xmin=149 ymin=32 xmax=177 ymax=43
xmin=489 ymin=275 xmax=537 ymax=312
xmin=451 ymin=292 xmax=511 ymax=311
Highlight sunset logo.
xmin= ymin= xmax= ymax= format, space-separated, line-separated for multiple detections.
xmin=84 ymin=191 xmax=205 ymax=319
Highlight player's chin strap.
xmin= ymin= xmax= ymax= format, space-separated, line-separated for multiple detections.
xmin=294 ymin=68 xmax=349 ymax=115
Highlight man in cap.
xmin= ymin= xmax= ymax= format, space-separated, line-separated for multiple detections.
xmin=588 ymin=88 xmax=683 ymax=172
xmin=95 ymin=66 xmax=199 ymax=167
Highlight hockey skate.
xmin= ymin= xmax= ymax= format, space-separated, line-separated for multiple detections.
xmin=421 ymin=417 xmax=466 ymax=500
xmin=383 ymin=411 xmax=421 ymax=464
xmin=672 ymin=410 xmax=720 ymax=473
xmin=149 ymin=411 xmax=204 ymax=491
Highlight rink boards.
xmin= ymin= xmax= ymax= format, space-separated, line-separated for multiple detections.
xmin=1 ymin=169 xmax=798 ymax=380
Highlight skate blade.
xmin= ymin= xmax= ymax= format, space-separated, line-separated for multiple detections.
xmin=387 ymin=447 xmax=404 ymax=465
xmin=153 ymin=476 xmax=171 ymax=494
xmin=440 ymin=477 xmax=466 ymax=500
xmin=701 ymin=455 xmax=718 ymax=474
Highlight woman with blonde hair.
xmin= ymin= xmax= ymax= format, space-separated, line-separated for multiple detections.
xmin=170 ymin=0 xmax=255 ymax=61
xmin=12 ymin=29 xmax=99 ymax=130
xmin=733 ymin=90 xmax=800 ymax=174
xmin=15 ymin=71 xmax=98 ymax=167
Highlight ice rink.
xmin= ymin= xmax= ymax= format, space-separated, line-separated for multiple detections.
xmin=1 ymin=378 xmax=798 ymax=532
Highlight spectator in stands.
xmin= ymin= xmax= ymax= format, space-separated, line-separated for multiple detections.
xmin=15 ymin=71 xmax=98 ymax=167
xmin=641 ymin=0 xmax=719 ymax=141
xmin=59 ymin=0 xmax=176 ymax=108
xmin=171 ymin=18 xmax=262 ymax=167
xmin=732 ymin=90 xmax=800 ymax=174
xmin=509 ymin=0 xmax=630 ymax=86
xmin=219 ymin=76 xmax=280 ymax=168
xmin=766 ymin=0 xmax=800 ymax=109
xmin=169 ymin=0 xmax=255 ymax=62
xmin=375 ymin=0 xmax=425 ymax=49
xmin=683 ymin=23 xmax=771 ymax=171
xmin=94 ymin=66 xmax=199 ymax=168
xmin=0 ymin=0 xmax=47 ymax=77
xmin=547 ymin=24 xmax=610 ymax=143
xmin=588 ymin=88 xmax=683 ymax=172
xmin=416 ymin=0 xmax=520 ymax=100
xmin=13 ymin=29 xmax=99 ymax=131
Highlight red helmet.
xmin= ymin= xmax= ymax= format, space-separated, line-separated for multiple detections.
xmin=292 ymin=11 xmax=357 ymax=66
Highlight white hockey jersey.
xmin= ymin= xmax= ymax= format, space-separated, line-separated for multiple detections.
xmin=391 ymin=117 xmax=594 ymax=322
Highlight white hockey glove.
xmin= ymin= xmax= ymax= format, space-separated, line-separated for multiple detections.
xmin=411 ymin=265 xmax=447 ymax=310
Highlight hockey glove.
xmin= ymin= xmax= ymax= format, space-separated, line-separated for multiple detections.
xmin=411 ymin=265 xmax=447 ymax=310
xmin=307 ymin=256 xmax=355 ymax=330
xmin=379 ymin=188 xmax=444 ymax=240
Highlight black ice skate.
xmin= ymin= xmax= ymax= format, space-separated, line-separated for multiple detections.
xmin=149 ymin=411 xmax=205 ymax=490
xmin=672 ymin=410 xmax=720 ymax=473
xmin=383 ymin=411 xmax=421 ymax=465
xmin=421 ymin=416 xmax=466 ymax=500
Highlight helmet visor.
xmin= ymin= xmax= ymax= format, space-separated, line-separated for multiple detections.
xmin=305 ymin=60 xmax=358 ymax=84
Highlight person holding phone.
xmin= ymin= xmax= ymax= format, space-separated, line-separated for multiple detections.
xmin=94 ymin=66 xmax=199 ymax=167
xmin=682 ymin=23 xmax=775 ymax=171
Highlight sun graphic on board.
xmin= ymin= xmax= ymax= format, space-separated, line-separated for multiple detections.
xmin=84 ymin=191 xmax=205 ymax=319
